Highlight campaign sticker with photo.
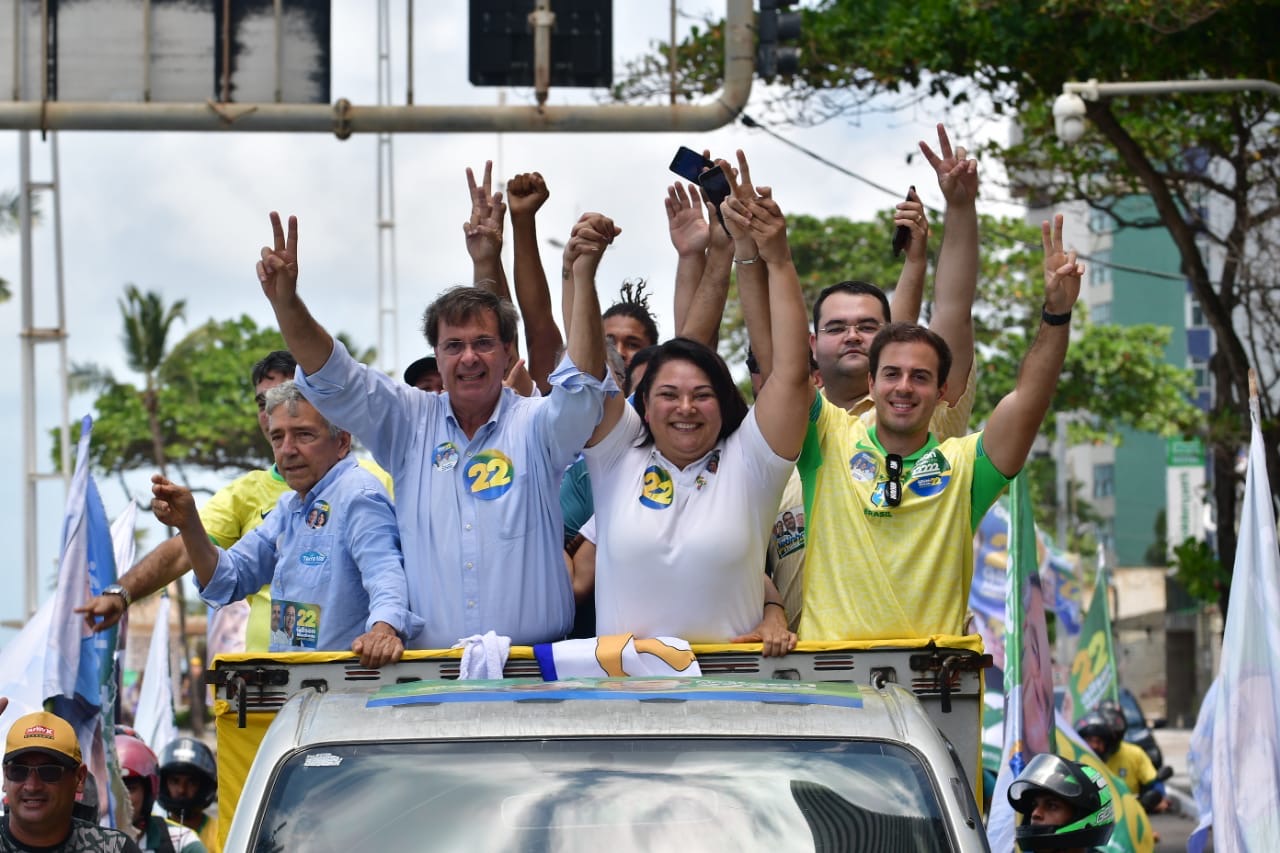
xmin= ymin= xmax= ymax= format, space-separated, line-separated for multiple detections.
xmin=306 ymin=500 xmax=331 ymax=529
xmin=432 ymin=442 xmax=460 ymax=471
xmin=849 ymin=452 xmax=878 ymax=482
xmin=272 ymin=599 xmax=321 ymax=649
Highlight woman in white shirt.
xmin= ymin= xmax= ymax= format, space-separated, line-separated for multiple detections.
xmin=583 ymin=152 xmax=811 ymax=651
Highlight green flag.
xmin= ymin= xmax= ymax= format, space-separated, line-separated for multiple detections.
xmin=1066 ymin=565 xmax=1119 ymax=723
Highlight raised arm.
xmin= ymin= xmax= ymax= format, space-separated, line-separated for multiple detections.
xmin=918 ymin=123 xmax=979 ymax=405
xmin=258 ymin=212 xmax=333 ymax=374
xmin=464 ymin=161 xmax=512 ymax=300
xmin=667 ymin=180 xmax=711 ymax=335
xmin=150 ymin=475 xmax=219 ymax=587
xmin=983 ymin=214 xmax=1082 ymax=477
xmin=887 ymin=187 xmax=929 ymax=325
xmin=678 ymin=181 xmax=735 ymax=347
xmin=719 ymin=151 xmax=771 ymax=378
xmin=723 ymin=160 xmax=810 ymax=462
xmin=507 ymin=171 xmax=564 ymax=392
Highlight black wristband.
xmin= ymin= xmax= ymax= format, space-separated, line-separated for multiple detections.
xmin=1042 ymin=304 xmax=1072 ymax=326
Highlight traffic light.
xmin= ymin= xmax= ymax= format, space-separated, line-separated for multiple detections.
xmin=756 ymin=0 xmax=802 ymax=81
xmin=469 ymin=1 xmax=612 ymax=88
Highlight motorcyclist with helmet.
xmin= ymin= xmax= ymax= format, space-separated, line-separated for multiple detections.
xmin=115 ymin=734 xmax=206 ymax=853
xmin=157 ymin=738 xmax=220 ymax=853
xmin=1006 ymin=752 xmax=1115 ymax=853
xmin=1076 ymin=710 xmax=1170 ymax=813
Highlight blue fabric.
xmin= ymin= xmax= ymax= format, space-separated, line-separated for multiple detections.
xmin=296 ymin=340 xmax=614 ymax=649
xmin=533 ymin=642 xmax=559 ymax=681
xmin=198 ymin=456 xmax=421 ymax=651
xmin=559 ymin=456 xmax=594 ymax=540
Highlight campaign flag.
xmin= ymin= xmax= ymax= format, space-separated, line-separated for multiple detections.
xmin=1064 ymin=564 xmax=1119 ymax=724
xmin=43 ymin=416 xmax=120 ymax=825
xmin=0 ymin=597 xmax=56 ymax=729
xmin=1187 ymin=676 xmax=1218 ymax=853
xmin=1206 ymin=388 xmax=1280 ymax=851
xmin=133 ymin=595 xmax=178 ymax=753
xmin=1045 ymin=547 xmax=1084 ymax=639
xmin=986 ymin=474 xmax=1056 ymax=851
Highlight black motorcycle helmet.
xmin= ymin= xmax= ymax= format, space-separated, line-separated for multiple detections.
xmin=1096 ymin=699 xmax=1128 ymax=740
xmin=157 ymin=736 xmax=218 ymax=815
xmin=1008 ymin=752 xmax=1115 ymax=851
xmin=1075 ymin=711 xmax=1120 ymax=760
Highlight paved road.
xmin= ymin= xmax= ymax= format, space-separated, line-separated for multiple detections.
xmin=1150 ymin=727 xmax=1209 ymax=851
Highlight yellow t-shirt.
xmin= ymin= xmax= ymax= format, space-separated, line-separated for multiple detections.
xmin=201 ymin=458 xmax=394 ymax=651
xmin=1106 ymin=740 xmax=1158 ymax=792
xmin=798 ymin=395 xmax=1008 ymax=641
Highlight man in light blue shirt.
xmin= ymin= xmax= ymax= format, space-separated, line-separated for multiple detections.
xmin=152 ymin=382 xmax=422 ymax=666
xmin=255 ymin=211 xmax=618 ymax=649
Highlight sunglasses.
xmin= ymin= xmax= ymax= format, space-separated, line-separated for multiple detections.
xmin=884 ymin=454 xmax=903 ymax=507
xmin=4 ymin=762 xmax=72 ymax=783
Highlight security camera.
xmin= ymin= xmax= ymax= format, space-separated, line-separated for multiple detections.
xmin=1053 ymin=93 xmax=1088 ymax=144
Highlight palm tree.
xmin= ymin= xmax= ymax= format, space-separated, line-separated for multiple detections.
xmin=118 ymin=284 xmax=186 ymax=476
xmin=1 ymin=189 xmax=25 ymax=303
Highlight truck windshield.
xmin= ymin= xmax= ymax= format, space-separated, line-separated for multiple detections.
xmin=250 ymin=738 xmax=955 ymax=852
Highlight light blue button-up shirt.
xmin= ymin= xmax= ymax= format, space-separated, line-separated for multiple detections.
xmin=197 ymin=456 xmax=422 ymax=651
xmin=296 ymin=340 xmax=612 ymax=649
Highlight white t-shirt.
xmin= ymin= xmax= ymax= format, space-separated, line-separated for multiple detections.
xmin=584 ymin=403 xmax=794 ymax=642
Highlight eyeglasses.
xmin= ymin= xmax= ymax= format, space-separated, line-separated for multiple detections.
xmin=884 ymin=454 xmax=903 ymax=507
xmin=819 ymin=320 xmax=883 ymax=337
xmin=4 ymin=763 xmax=72 ymax=783
xmin=438 ymin=337 xmax=500 ymax=357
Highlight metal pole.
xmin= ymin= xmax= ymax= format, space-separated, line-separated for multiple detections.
xmin=1064 ymin=78 xmax=1280 ymax=101
xmin=529 ymin=0 xmax=554 ymax=108
xmin=406 ymin=0 xmax=415 ymax=106
xmin=19 ymin=130 xmax=38 ymax=618
xmin=51 ymin=132 xmax=70 ymax=481
xmin=669 ymin=0 xmax=677 ymax=106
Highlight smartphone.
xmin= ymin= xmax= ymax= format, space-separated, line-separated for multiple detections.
xmin=670 ymin=146 xmax=713 ymax=183
xmin=697 ymin=167 xmax=732 ymax=235
xmin=892 ymin=186 xmax=916 ymax=257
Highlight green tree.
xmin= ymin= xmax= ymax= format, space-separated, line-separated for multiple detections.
xmin=617 ymin=0 xmax=1275 ymax=612
xmin=61 ymin=314 xmax=286 ymax=485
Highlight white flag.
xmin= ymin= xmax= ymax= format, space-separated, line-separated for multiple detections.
xmin=133 ymin=595 xmax=178 ymax=753
xmin=1209 ymin=392 xmax=1280 ymax=850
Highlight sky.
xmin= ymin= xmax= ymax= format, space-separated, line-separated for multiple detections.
xmin=0 ymin=1 xmax=1022 ymax=644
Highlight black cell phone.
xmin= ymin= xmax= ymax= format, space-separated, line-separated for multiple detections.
xmin=892 ymin=186 xmax=916 ymax=257
xmin=696 ymin=166 xmax=731 ymax=208
xmin=697 ymin=167 xmax=732 ymax=235
xmin=670 ymin=146 xmax=713 ymax=183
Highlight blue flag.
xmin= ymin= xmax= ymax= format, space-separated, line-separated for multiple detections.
xmin=42 ymin=416 xmax=120 ymax=825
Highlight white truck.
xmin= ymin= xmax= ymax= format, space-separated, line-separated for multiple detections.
xmin=207 ymin=640 xmax=992 ymax=852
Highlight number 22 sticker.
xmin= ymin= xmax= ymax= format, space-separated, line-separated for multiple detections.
xmin=465 ymin=450 xmax=515 ymax=500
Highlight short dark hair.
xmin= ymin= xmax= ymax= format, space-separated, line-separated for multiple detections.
xmin=631 ymin=338 xmax=749 ymax=446
xmin=603 ymin=279 xmax=660 ymax=346
xmin=812 ymin=281 xmax=892 ymax=333
xmin=868 ymin=322 xmax=952 ymax=387
xmin=421 ymin=287 xmax=520 ymax=347
xmin=626 ymin=344 xmax=660 ymax=394
xmin=252 ymin=351 xmax=297 ymax=386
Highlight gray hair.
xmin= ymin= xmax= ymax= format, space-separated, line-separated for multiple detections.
xmin=264 ymin=381 xmax=343 ymax=438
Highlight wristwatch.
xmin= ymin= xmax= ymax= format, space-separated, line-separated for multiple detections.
xmin=102 ymin=583 xmax=133 ymax=609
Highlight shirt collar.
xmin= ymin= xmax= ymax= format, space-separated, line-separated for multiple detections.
xmin=285 ymin=455 xmax=357 ymax=510
xmin=867 ymin=426 xmax=938 ymax=465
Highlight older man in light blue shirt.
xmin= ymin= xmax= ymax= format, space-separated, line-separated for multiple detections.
xmin=153 ymin=382 xmax=422 ymax=667
xmin=256 ymin=211 xmax=619 ymax=649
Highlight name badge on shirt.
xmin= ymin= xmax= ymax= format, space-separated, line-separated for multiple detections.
xmin=465 ymin=449 xmax=515 ymax=500
xmin=639 ymin=464 xmax=674 ymax=509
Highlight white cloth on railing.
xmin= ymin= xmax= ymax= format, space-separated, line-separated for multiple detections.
xmin=453 ymin=631 xmax=511 ymax=679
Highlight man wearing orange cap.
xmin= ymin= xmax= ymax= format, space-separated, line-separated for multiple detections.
xmin=2 ymin=711 xmax=141 ymax=852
